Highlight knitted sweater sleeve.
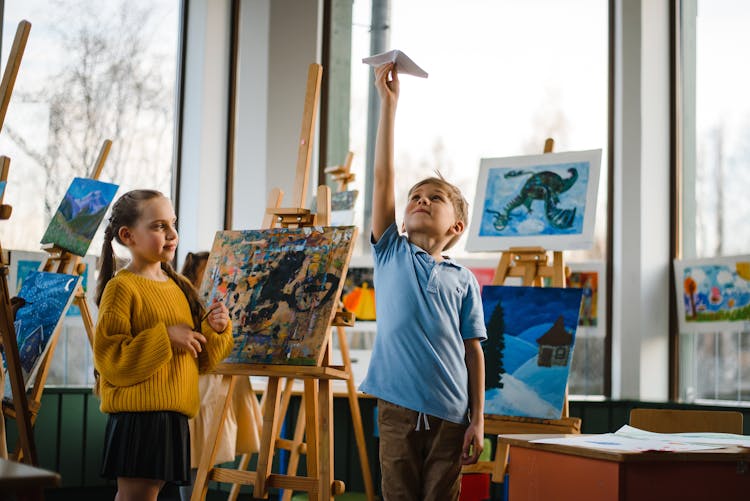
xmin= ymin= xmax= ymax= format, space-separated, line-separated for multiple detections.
xmin=94 ymin=280 xmax=173 ymax=387
xmin=197 ymin=318 xmax=234 ymax=374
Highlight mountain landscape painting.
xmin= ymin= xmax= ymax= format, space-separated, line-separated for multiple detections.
xmin=41 ymin=178 xmax=119 ymax=256
xmin=482 ymin=285 xmax=583 ymax=419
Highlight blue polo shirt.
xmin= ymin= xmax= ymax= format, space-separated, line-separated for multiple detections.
xmin=359 ymin=223 xmax=487 ymax=424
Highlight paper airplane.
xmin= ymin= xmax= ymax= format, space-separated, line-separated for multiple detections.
xmin=362 ymin=50 xmax=428 ymax=78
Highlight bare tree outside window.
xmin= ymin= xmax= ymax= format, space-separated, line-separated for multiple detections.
xmin=0 ymin=0 xmax=178 ymax=250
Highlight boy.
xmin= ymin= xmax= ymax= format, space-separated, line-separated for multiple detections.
xmin=359 ymin=62 xmax=487 ymax=500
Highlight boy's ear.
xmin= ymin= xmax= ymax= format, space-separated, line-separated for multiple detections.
xmin=451 ymin=220 xmax=465 ymax=235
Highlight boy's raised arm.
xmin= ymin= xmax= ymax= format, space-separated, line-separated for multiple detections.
xmin=371 ymin=63 xmax=399 ymax=242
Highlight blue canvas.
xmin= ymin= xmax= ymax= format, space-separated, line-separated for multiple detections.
xmin=0 ymin=180 xmax=6 ymax=201
xmin=482 ymin=285 xmax=583 ymax=419
xmin=40 ymin=177 xmax=119 ymax=256
xmin=3 ymin=271 xmax=81 ymax=398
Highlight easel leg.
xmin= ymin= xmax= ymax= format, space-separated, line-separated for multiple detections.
xmin=303 ymin=379 xmax=319 ymax=494
xmin=336 ymin=326 xmax=375 ymax=500
xmin=192 ymin=375 xmax=236 ymax=501
xmin=319 ymin=378 xmax=333 ymax=501
xmin=280 ymin=401 xmax=307 ymax=501
xmin=255 ymin=377 xmax=282 ymax=499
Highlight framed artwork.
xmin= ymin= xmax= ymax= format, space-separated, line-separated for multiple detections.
xmin=467 ymin=149 xmax=602 ymax=251
xmin=482 ymin=285 xmax=583 ymax=419
xmin=40 ymin=177 xmax=119 ymax=256
xmin=330 ymin=190 xmax=359 ymax=227
xmin=198 ymin=226 xmax=356 ymax=366
xmin=674 ymin=255 xmax=750 ymax=334
xmin=3 ymin=271 xmax=81 ymax=397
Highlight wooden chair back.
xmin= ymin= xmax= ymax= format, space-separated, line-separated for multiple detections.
xmin=629 ymin=408 xmax=744 ymax=434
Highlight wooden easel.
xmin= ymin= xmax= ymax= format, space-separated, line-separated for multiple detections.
xmin=0 ymin=157 xmax=39 ymax=465
xmin=4 ymin=138 xmax=112 ymax=462
xmin=0 ymin=19 xmax=37 ymax=465
xmin=324 ymin=151 xmax=354 ymax=192
xmin=463 ymin=138 xmax=582 ymax=483
xmin=192 ymin=63 xmax=354 ymax=501
xmin=267 ymin=153 xmax=374 ymax=501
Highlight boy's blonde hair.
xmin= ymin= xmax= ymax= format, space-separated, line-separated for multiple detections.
xmin=407 ymin=174 xmax=469 ymax=251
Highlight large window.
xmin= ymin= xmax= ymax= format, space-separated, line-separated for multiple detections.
xmin=333 ymin=0 xmax=610 ymax=397
xmin=678 ymin=0 xmax=750 ymax=404
xmin=0 ymin=0 xmax=181 ymax=386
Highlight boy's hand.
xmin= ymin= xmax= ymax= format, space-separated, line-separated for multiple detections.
xmin=461 ymin=420 xmax=484 ymax=465
xmin=167 ymin=324 xmax=207 ymax=358
xmin=205 ymin=301 xmax=230 ymax=333
xmin=375 ymin=62 xmax=399 ymax=107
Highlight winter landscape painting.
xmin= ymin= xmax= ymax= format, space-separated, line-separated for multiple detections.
xmin=198 ymin=226 xmax=356 ymax=366
xmin=40 ymin=177 xmax=119 ymax=256
xmin=467 ymin=149 xmax=601 ymax=251
xmin=482 ymin=285 xmax=583 ymax=419
xmin=3 ymin=271 xmax=81 ymax=398
xmin=674 ymin=255 xmax=750 ymax=334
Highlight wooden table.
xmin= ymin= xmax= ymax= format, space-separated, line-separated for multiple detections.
xmin=0 ymin=458 xmax=60 ymax=500
xmin=499 ymin=433 xmax=750 ymax=501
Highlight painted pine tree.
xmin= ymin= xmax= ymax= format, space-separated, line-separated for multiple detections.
xmin=484 ymin=301 xmax=506 ymax=389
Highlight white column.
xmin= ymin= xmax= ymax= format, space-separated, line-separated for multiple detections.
xmin=178 ymin=0 xmax=231 ymax=263
xmin=611 ymin=0 xmax=671 ymax=400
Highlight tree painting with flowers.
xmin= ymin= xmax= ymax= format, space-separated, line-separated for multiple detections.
xmin=684 ymin=276 xmax=697 ymax=318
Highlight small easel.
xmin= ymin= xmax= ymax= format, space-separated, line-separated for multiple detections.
xmin=0 ymin=19 xmax=37 ymax=465
xmin=324 ymin=151 xmax=354 ymax=192
xmin=192 ymin=63 xmax=354 ymax=501
xmin=4 ymin=138 xmax=112 ymax=462
xmin=463 ymin=138 xmax=582 ymax=483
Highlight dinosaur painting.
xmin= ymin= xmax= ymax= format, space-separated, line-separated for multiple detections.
xmin=467 ymin=149 xmax=602 ymax=252
xmin=485 ymin=168 xmax=579 ymax=231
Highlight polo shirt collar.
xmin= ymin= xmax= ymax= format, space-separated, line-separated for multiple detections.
xmin=408 ymin=240 xmax=461 ymax=269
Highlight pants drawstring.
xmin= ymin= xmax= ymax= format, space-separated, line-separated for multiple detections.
xmin=415 ymin=412 xmax=430 ymax=431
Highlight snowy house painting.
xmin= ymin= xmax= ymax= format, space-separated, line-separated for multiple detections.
xmin=482 ymin=285 xmax=583 ymax=419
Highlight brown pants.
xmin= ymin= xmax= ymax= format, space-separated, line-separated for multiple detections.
xmin=378 ymin=399 xmax=467 ymax=501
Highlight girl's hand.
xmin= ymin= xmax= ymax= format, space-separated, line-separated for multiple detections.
xmin=167 ymin=324 xmax=207 ymax=358
xmin=375 ymin=62 xmax=399 ymax=107
xmin=205 ymin=301 xmax=230 ymax=333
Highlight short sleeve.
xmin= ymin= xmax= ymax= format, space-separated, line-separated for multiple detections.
xmin=460 ymin=272 xmax=487 ymax=341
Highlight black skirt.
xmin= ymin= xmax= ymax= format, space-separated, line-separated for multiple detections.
xmin=101 ymin=411 xmax=191 ymax=485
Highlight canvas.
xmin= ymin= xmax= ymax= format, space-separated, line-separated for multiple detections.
xmin=8 ymin=250 xmax=94 ymax=317
xmin=198 ymin=226 xmax=356 ymax=366
xmin=482 ymin=285 xmax=583 ymax=419
xmin=3 ymin=271 xmax=81 ymax=397
xmin=40 ymin=177 xmax=119 ymax=256
xmin=467 ymin=149 xmax=602 ymax=251
xmin=674 ymin=255 xmax=750 ymax=334
xmin=330 ymin=190 xmax=359 ymax=227
xmin=0 ymin=180 xmax=6 ymax=203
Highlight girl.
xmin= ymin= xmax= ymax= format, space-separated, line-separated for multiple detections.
xmin=94 ymin=190 xmax=233 ymax=501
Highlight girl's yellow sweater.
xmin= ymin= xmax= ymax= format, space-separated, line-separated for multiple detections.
xmin=94 ymin=269 xmax=233 ymax=418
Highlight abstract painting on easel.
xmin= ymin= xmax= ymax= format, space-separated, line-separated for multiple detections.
xmin=482 ymin=285 xmax=583 ymax=419
xmin=467 ymin=149 xmax=601 ymax=251
xmin=674 ymin=255 xmax=750 ymax=334
xmin=40 ymin=177 xmax=119 ymax=256
xmin=3 ymin=271 xmax=81 ymax=398
xmin=198 ymin=226 xmax=356 ymax=366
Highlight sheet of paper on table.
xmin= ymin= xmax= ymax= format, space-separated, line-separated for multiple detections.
xmin=362 ymin=49 xmax=428 ymax=78
xmin=529 ymin=425 xmax=750 ymax=452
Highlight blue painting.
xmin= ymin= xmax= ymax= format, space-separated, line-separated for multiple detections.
xmin=3 ymin=271 xmax=81 ymax=397
xmin=12 ymin=257 xmax=89 ymax=317
xmin=41 ymin=177 xmax=119 ymax=256
xmin=674 ymin=256 xmax=750 ymax=334
xmin=0 ymin=180 xmax=6 ymax=202
xmin=482 ymin=285 xmax=583 ymax=419
xmin=467 ymin=150 xmax=601 ymax=251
